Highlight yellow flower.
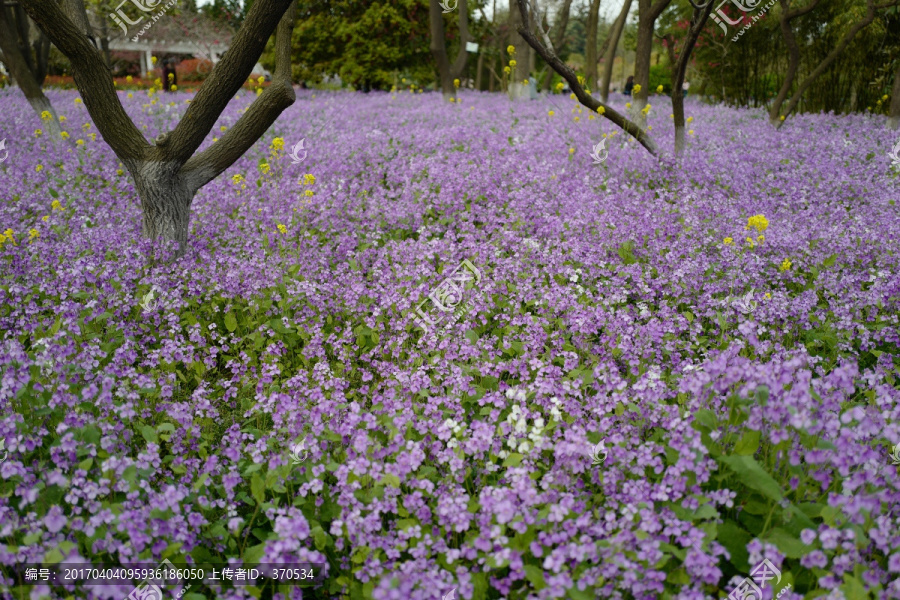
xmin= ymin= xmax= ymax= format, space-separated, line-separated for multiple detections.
xmin=633 ymin=84 xmax=641 ymax=94
xmin=570 ymin=93 xmax=576 ymax=100
xmin=625 ymin=102 xmax=631 ymax=109
xmin=277 ymin=223 xmax=287 ymax=234
xmin=641 ymin=104 xmax=651 ymax=115
xmin=302 ymin=174 xmax=316 ymax=185
xmin=746 ymin=214 xmax=769 ymax=233
xmin=449 ymin=97 xmax=455 ymax=103
xmin=723 ymin=237 xmax=733 ymax=245
xmin=780 ymin=115 xmax=785 ymax=121
xmin=757 ymin=235 xmax=764 ymax=243
xmin=116 ymin=169 xmax=124 ymax=176
xmin=51 ymin=200 xmax=62 ymax=211
xmin=232 ymin=174 xmax=245 ymax=185
xmin=128 ymin=93 xmax=133 ymax=98
xmin=34 ymin=129 xmax=42 ymax=137
xmin=272 ymin=137 xmax=285 ymax=151
xmin=304 ymin=189 xmax=314 ymax=197
xmin=656 ymin=85 xmax=663 ymax=93
xmin=647 ymin=125 xmax=652 ymax=131
xmin=154 ymin=78 xmax=162 ymax=87
xmin=126 ymin=75 xmax=133 ymax=83
xmin=28 ymin=228 xmax=38 ymax=241
xmin=41 ymin=111 xmax=51 ymax=120
xmin=746 ymin=237 xmax=756 ymax=248
xmin=688 ymin=130 xmax=695 ymax=135
xmin=555 ymin=82 xmax=564 ymax=92
xmin=574 ymin=116 xmax=580 ymax=122
xmin=89 ymin=133 xmax=96 ymax=141
xmin=548 ymin=110 xmax=555 ymax=116
xmin=74 ymin=98 xmax=82 ymax=104
xmin=59 ymin=116 xmax=67 ymax=123
xmin=504 ymin=66 xmax=511 ymax=74
xmin=257 ymin=76 xmax=265 ymax=85
xmin=36 ymin=165 xmax=44 ymax=173
xmin=42 ymin=215 xmax=49 ymax=222
xmin=522 ymin=79 xmax=528 ymax=85
xmin=765 ymin=293 xmax=772 ymax=300
xmin=151 ymin=56 xmax=158 ymax=65
xmin=779 ymin=258 xmax=791 ymax=272
xmin=568 ymin=148 xmax=575 ymax=154
xmin=687 ymin=116 xmax=694 ymax=123
xmin=75 ymin=138 xmax=85 ymax=146
xmin=256 ymin=88 xmax=263 ymax=96
xmin=212 ymin=137 xmax=218 ymax=143
xmin=220 ymin=126 xmax=227 ymax=132
xmin=882 ymin=94 xmax=889 ymax=101
xmin=597 ymin=106 xmax=605 ymax=115
xmin=507 ymin=45 xmax=515 ymax=55
xmin=60 ymin=132 xmax=70 ymax=139
xmin=171 ymin=85 xmax=177 ymax=91
xmin=259 ymin=163 xmax=271 ymax=174
xmin=453 ymin=78 xmax=460 ymax=88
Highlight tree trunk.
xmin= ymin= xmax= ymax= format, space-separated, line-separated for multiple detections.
xmin=135 ymin=165 xmax=196 ymax=252
xmin=0 ymin=4 xmax=61 ymax=134
xmin=633 ymin=0 xmax=670 ymax=126
xmin=769 ymin=0 xmax=816 ymax=123
xmin=585 ymin=0 xmax=602 ymax=91
xmin=541 ymin=0 xmax=573 ymax=90
xmin=671 ymin=0 xmax=713 ymax=155
xmin=429 ymin=0 xmax=455 ymax=99
xmin=475 ymin=50 xmax=483 ymax=90
xmin=600 ymin=0 xmax=632 ymax=103
xmin=449 ymin=0 xmax=471 ymax=80
xmin=508 ymin=0 xmax=532 ymax=100
xmin=890 ymin=60 xmax=900 ymax=129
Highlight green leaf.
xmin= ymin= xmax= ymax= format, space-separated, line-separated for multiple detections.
xmin=48 ymin=188 xmax=59 ymax=199
xmin=224 ymin=312 xmax=237 ymax=332
xmin=502 ymin=453 xmax=524 ymax=467
xmin=141 ymin=425 xmax=158 ymax=444
xmin=78 ymin=458 xmax=93 ymax=471
xmin=381 ymin=473 xmax=401 ymax=488
xmin=352 ymin=546 xmax=371 ymax=564
xmin=718 ymin=455 xmax=783 ymax=501
xmin=242 ymin=542 xmax=265 ymax=565
xmin=524 ymin=565 xmax=547 ymax=590
xmin=763 ymin=528 xmax=807 ymax=559
xmin=250 ymin=472 xmax=265 ymax=505
xmin=733 ymin=430 xmax=761 ymax=455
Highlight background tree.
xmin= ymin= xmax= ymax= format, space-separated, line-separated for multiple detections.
xmin=633 ymin=0 xmax=671 ymax=126
xmin=0 ymin=1 xmax=62 ymax=134
xmin=599 ymin=0 xmax=633 ymax=102
xmin=429 ymin=0 xmax=471 ymax=99
xmin=584 ymin=0 xmax=602 ymax=89
xmin=20 ymin=0 xmax=298 ymax=257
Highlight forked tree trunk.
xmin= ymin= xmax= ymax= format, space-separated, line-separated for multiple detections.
xmin=133 ymin=163 xmax=195 ymax=249
xmin=890 ymin=61 xmax=900 ymax=129
xmin=600 ymin=0 xmax=633 ymax=102
xmin=429 ymin=0 xmax=470 ymax=99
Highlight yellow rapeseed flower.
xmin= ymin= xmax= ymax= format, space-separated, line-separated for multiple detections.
xmin=780 ymin=115 xmax=785 ymax=121
xmin=28 ymin=228 xmax=38 ymax=241
xmin=171 ymin=85 xmax=177 ymax=91
xmin=509 ymin=60 xmax=517 ymax=68
xmin=59 ymin=116 xmax=67 ymax=123
xmin=60 ymin=132 xmax=70 ymax=139
xmin=633 ymin=84 xmax=641 ymax=94
xmin=757 ymin=235 xmax=764 ymax=243
xmin=42 ymin=216 xmax=49 ymax=222
xmin=116 ymin=169 xmax=124 ymax=175
xmin=765 ymin=293 xmax=772 ymax=300
xmin=780 ymin=258 xmax=791 ymax=271
xmin=504 ymin=66 xmax=511 ymax=74
xmin=568 ymin=148 xmax=575 ymax=154
xmin=555 ymin=82 xmax=564 ymax=92
xmin=74 ymin=98 xmax=82 ymax=104
xmin=746 ymin=214 xmax=769 ymax=233
xmin=151 ymin=56 xmax=158 ymax=65
xmin=302 ymin=174 xmax=316 ymax=185
xmin=453 ymin=78 xmax=460 ymax=88
xmin=277 ymin=223 xmax=287 ymax=234
xmin=687 ymin=116 xmax=694 ymax=123
xmin=746 ymin=237 xmax=756 ymax=248
xmin=76 ymin=139 xmax=85 ymax=146
xmin=232 ymin=174 xmax=245 ymax=185
xmin=259 ymin=163 xmax=271 ymax=174
xmin=723 ymin=237 xmax=733 ymax=245
xmin=258 ymin=76 xmax=265 ymax=85
xmin=548 ymin=110 xmax=555 ymax=116
xmin=625 ymin=103 xmax=631 ymax=109
xmin=51 ymin=200 xmax=62 ymax=210
xmin=507 ymin=45 xmax=515 ymax=55
xmin=34 ymin=129 xmax=43 ymax=137
xmin=126 ymin=75 xmax=133 ymax=83
xmin=688 ymin=130 xmax=695 ymax=135
xmin=36 ymin=165 xmax=44 ymax=173
xmin=597 ymin=106 xmax=605 ymax=115
xmin=570 ymin=93 xmax=576 ymax=100
xmin=304 ymin=189 xmax=314 ymax=197
xmin=272 ymin=137 xmax=285 ymax=151
xmin=41 ymin=111 xmax=51 ymax=120
xmin=657 ymin=85 xmax=663 ymax=93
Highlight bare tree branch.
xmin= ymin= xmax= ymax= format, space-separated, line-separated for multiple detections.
xmin=19 ymin=0 xmax=147 ymax=165
xmin=182 ymin=1 xmax=297 ymax=190
xmin=514 ymin=0 xmax=659 ymax=156
xmin=163 ymin=0 xmax=295 ymax=164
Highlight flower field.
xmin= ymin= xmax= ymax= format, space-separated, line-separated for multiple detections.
xmin=1 ymin=86 xmax=900 ymax=599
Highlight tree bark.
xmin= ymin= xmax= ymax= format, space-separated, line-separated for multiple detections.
xmin=768 ymin=0 xmax=820 ymax=124
xmin=633 ymin=0 xmax=670 ymax=126
xmin=600 ymin=0 xmax=633 ymax=103
xmin=889 ymin=60 xmax=900 ymax=129
xmin=475 ymin=50 xmax=483 ymax=90
xmin=671 ymin=0 xmax=714 ymax=156
xmin=21 ymin=0 xmax=298 ymax=257
xmin=0 ymin=4 xmax=61 ymax=135
xmin=429 ymin=0 xmax=455 ymax=99
xmin=585 ymin=0 xmax=602 ymax=91
xmin=776 ymin=0 xmax=897 ymax=129
xmin=450 ymin=0 xmax=471 ymax=81
xmin=508 ymin=0 xmax=533 ymax=100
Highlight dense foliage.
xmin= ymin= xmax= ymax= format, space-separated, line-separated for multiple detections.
xmin=1 ymin=87 xmax=900 ymax=599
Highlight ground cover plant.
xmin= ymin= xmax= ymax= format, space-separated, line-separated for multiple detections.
xmin=1 ymin=85 xmax=900 ymax=599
